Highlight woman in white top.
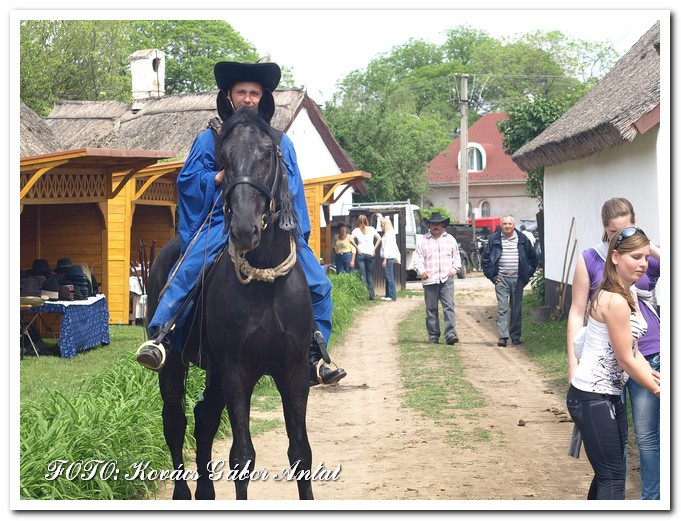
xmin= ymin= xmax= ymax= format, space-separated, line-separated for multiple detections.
xmin=349 ymin=214 xmax=382 ymax=300
xmin=379 ymin=216 xmax=400 ymax=301
xmin=567 ymin=227 xmax=660 ymax=500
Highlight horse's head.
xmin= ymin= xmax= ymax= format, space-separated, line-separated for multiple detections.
xmin=217 ymin=90 xmax=282 ymax=253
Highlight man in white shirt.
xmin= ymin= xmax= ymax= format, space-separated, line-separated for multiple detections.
xmin=413 ymin=212 xmax=462 ymax=345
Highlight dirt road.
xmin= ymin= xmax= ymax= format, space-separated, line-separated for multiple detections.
xmin=155 ymin=273 xmax=641 ymax=502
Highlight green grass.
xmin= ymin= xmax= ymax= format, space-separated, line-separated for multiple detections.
xmin=397 ymin=305 xmax=488 ymax=447
xmin=520 ymin=294 xmax=570 ymax=393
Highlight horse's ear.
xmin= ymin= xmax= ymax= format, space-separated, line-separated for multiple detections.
xmin=217 ymin=90 xmax=234 ymax=121
xmin=259 ymin=89 xmax=275 ymax=123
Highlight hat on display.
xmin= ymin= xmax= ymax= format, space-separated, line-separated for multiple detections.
xmin=31 ymin=275 xmax=46 ymax=290
xmin=41 ymin=277 xmax=60 ymax=301
xmin=55 ymin=258 xmax=75 ymax=273
xmin=425 ymin=212 xmax=450 ymax=227
xmin=214 ymin=61 xmax=281 ymax=93
xmin=20 ymin=277 xmax=41 ymax=297
xmin=30 ymin=259 xmax=53 ymax=276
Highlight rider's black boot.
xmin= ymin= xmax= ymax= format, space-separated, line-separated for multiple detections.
xmin=309 ymin=331 xmax=347 ymax=386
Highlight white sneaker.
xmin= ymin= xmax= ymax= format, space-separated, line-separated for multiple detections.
xmin=381 ymin=297 xmax=394 ymax=301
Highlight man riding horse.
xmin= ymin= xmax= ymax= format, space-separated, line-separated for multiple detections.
xmin=136 ymin=59 xmax=346 ymax=386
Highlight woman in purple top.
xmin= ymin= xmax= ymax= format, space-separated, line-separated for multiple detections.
xmin=567 ymin=197 xmax=661 ymax=500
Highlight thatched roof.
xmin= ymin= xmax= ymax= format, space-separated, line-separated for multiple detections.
xmin=512 ymin=21 xmax=660 ymax=171
xmin=43 ymin=89 xmax=322 ymax=161
xmin=45 ymin=100 xmax=130 ymax=151
xmin=20 ymin=102 xmax=64 ymax=157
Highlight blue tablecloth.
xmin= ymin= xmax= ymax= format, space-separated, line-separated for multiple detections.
xmin=29 ymin=294 xmax=110 ymax=358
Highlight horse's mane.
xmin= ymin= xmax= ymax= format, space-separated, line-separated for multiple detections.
xmin=220 ymin=107 xmax=279 ymax=143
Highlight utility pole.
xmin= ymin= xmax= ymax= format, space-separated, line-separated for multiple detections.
xmin=457 ymin=74 xmax=469 ymax=224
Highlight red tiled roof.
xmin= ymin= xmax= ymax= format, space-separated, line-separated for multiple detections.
xmin=427 ymin=113 xmax=527 ymax=184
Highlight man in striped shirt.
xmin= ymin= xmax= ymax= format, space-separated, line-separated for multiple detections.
xmin=481 ymin=214 xmax=538 ymax=347
xmin=413 ymin=212 xmax=462 ymax=345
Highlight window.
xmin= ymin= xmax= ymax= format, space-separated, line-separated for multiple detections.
xmin=481 ymin=201 xmax=490 ymax=217
xmin=468 ymin=147 xmax=483 ymax=171
xmin=458 ymin=143 xmax=486 ymax=172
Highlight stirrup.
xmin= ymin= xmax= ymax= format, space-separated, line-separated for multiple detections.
xmin=136 ymin=339 xmax=167 ymax=372
xmin=314 ymin=358 xmax=341 ymax=385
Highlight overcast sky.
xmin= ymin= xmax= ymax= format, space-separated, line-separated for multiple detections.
xmin=223 ymin=8 xmax=665 ymax=103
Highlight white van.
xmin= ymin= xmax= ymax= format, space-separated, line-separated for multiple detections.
xmin=344 ymin=200 xmax=426 ymax=280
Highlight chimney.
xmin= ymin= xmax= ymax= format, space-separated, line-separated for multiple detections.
xmin=129 ymin=49 xmax=166 ymax=112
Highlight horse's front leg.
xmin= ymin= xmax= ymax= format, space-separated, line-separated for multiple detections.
xmin=274 ymin=360 xmax=314 ymax=500
xmin=194 ymin=368 xmax=225 ymax=500
xmin=221 ymin=368 xmax=257 ymax=500
xmin=159 ymin=350 xmax=191 ymax=500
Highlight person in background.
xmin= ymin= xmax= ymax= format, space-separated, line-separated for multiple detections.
xmin=349 ymin=214 xmax=382 ymax=300
xmin=481 ymin=214 xmax=537 ymax=347
xmin=566 ymin=197 xmax=661 ymax=499
xmin=520 ymin=224 xmax=536 ymax=247
xmin=567 ymin=227 xmax=660 ymax=500
xmin=379 ymin=215 xmax=400 ymax=301
xmin=413 ymin=212 xmax=461 ymax=345
xmin=332 ymin=222 xmax=355 ymax=274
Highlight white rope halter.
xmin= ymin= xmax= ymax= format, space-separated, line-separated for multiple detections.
xmin=228 ymin=234 xmax=297 ymax=285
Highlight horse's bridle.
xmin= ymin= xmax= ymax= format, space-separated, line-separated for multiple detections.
xmin=221 ymin=145 xmax=283 ymax=232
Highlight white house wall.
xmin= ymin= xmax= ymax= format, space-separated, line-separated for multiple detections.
xmin=427 ymin=183 xmax=539 ymax=222
xmin=287 ymin=107 xmax=353 ymax=219
xmin=543 ymin=127 xmax=660 ymax=288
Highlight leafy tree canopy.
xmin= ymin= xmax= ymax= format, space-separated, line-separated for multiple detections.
xmin=325 ymin=24 xmax=619 ymax=203
xmin=20 ymin=19 xmax=268 ymax=115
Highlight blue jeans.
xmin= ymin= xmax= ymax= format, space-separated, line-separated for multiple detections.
xmin=335 ymin=252 xmax=353 ymax=274
xmin=356 ymin=253 xmax=375 ymax=299
xmin=567 ymin=385 xmax=628 ymax=500
xmin=623 ymin=353 xmax=660 ymax=500
xmin=383 ymin=258 xmax=396 ymax=300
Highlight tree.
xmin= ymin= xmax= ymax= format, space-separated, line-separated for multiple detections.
xmin=128 ymin=20 xmax=258 ymax=94
xmin=20 ymin=19 xmax=266 ymax=115
xmin=497 ymin=96 xmax=572 ymax=209
xmin=325 ymin=25 xmax=616 ymax=206
xmin=20 ymin=20 xmax=133 ymax=115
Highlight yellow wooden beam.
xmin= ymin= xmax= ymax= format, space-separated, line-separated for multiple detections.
xmin=19 ymin=160 xmax=69 ymax=199
xmin=133 ymin=172 xmax=166 ymax=201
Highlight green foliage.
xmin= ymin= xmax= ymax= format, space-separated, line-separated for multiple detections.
xmin=20 ymin=20 xmax=134 ymax=115
xmin=128 ymin=20 xmax=258 ymax=94
xmin=20 ymin=19 xmax=260 ymax=115
xmin=422 ymin=206 xmax=451 ymax=221
xmin=530 ymin=267 xmax=545 ymax=303
xmin=497 ymin=96 xmax=573 ymax=209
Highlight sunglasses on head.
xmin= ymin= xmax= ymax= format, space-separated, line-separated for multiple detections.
xmin=615 ymin=227 xmax=645 ymax=247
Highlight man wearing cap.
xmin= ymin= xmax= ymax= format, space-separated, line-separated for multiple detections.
xmin=481 ymin=214 xmax=538 ymax=347
xmin=136 ymin=60 xmax=346 ymax=386
xmin=413 ymin=212 xmax=462 ymax=345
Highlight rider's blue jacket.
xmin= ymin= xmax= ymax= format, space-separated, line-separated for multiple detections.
xmin=149 ymin=127 xmax=332 ymax=347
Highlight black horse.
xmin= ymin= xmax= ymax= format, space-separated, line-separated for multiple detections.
xmin=146 ymin=90 xmax=315 ymax=500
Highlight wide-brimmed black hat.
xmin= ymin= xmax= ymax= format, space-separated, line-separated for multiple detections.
xmin=30 ymin=259 xmax=53 ymax=276
xmin=20 ymin=277 xmax=41 ymax=297
xmin=425 ymin=212 xmax=450 ymax=227
xmin=214 ymin=61 xmax=281 ymax=93
xmin=55 ymin=258 xmax=75 ymax=272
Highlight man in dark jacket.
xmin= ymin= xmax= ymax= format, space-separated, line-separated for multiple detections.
xmin=481 ymin=214 xmax=538 ymax=347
